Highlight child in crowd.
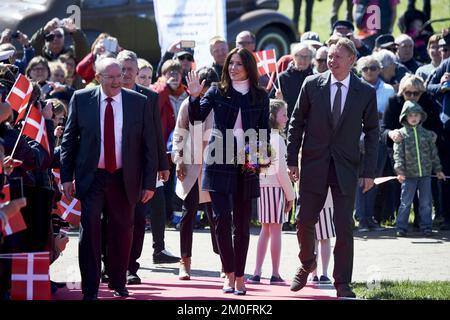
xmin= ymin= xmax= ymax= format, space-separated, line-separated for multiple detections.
xmin=247 ymin=99 xmax=295 ymax=285
xmin=308 ymin=188 xmax=335 ymax=285
xmin=394 ymin=100 xmax=446 ymax=237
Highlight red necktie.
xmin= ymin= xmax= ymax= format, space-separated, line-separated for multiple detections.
xmin=104 ymin=97 xmax=116 ymax=173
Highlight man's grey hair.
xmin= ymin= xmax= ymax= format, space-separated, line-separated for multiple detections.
xmin=94 ymin=57 xmax=121 ymax=74
xmin=395 ymin=34 xmax=414 ymax=45
xmin=236 ymin=30 xmax=255 ymax=42
xmin=330 ymin=38 xmax=357 ymax=57
xmin=116 ymin=49 xmax=138 ymax=65
xmin=315 ymin=46 xmax=328 ymax=58
xmin=291 ymin=42 xmax=316 ymax=58
xmin=372 ymin=49 xmax=397 ymax=68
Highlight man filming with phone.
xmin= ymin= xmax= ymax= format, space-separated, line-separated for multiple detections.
xmin=30 ymin=17 xmax=89 ymax=62
xmin=156 ymin=40 xmax=195 ymax=85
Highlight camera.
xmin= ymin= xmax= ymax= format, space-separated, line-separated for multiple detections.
xmin=11 ymin=31 xmax=20 ymax=39
xmin=180 ymin=40 xmax=195 ymax=49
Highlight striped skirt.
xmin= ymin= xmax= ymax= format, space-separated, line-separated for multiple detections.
xmin=257 ymin=186 xmax=286 ymax=224
xmin=315 ymin=188 xmax=336 ymax=240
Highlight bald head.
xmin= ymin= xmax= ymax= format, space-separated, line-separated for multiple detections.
xmin=236 ymin=31 xmax=256 ymax=52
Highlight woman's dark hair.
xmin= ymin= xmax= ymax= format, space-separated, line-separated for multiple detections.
xmin=219 ymin=47 xmax=265 ymax=103
xmin=197 ymin=67 xmax=219 ymax=88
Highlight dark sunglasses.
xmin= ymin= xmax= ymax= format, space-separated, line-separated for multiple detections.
xmin=45 ymin=33 xmax=63 ymax=42
xmin=404 ymin=91 xmax=421 ymax=97
xmin=361 ymin=65 xmax=379 ymax=72
xmin=315 ymin=58 xmax=327 ymax=63
xmin=178 ymin=55 xmax=194 ymax=62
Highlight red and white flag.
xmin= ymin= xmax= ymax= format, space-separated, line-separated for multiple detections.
xmin=11 ymin=252 xmax=51 ymax=300
xmin=22 ymin=106 xmax=50 ymax=154
xmin=57 ymin=196 xmax=81 ymax=226
xmin=6 ymin=74 xmax=33 ymax=113
xmin=253 ymin=49 xmax=277 ymax=77
xmin=0 ymin=185 xmax=27 ymax=236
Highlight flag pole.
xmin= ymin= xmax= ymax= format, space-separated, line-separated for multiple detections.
xmin=9 ymin=104 xmax=33 ymax=160
xmin=273 ymin=49 xmax=282 ymax=93
xmin=254 ymin=52 xmax=279 ymax=92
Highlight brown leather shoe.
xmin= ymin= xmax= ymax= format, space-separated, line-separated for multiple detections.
xmin=290 ymin=267 xmax=310 ymax=292
xmin=179 ymin=257 xmax=191 ymax=280
xmin=336 ymin=284 xmax=356 ymax=298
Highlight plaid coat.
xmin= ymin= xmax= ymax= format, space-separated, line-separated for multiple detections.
xmin=188 ymin=85 xmax=270 ymax=198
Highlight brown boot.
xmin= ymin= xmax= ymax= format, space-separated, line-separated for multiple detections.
xmin=179 ymin=257 xmax=191 ymax=280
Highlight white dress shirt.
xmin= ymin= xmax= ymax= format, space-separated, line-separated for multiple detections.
xmin=330 ymin=73 xmax=351 ymax=115
xmin=98 ymin=88 xmax=123 ymax=170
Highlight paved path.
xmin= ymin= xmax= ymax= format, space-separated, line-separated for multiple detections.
xmin=50 ymin=226 xmax=450 ymax=296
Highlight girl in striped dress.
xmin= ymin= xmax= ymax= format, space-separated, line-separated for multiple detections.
xmin=308 ymin=188 xmax=335 ymax=284
xmin=247 ymin=99 xmax=295 ymax=285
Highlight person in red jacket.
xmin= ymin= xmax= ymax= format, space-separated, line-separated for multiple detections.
xmin=151 ymin=60 xmax=188 ymax=145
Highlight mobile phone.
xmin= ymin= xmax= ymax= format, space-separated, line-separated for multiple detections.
xmin=9 ymin=177 xmax=24 ymax=200
xmin=41 ymin=83 xmax=52 ymax=96
xmin=103 ymin=37 xmax=118 ymax=53
xmin=180 ymin=40 xmax=195 ymax=49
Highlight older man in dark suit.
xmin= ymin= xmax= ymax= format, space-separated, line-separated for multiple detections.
xmin=117 ymin=50 xmax=178 ymax=286
xmin=287 ymin=38 xmax=379 ymax=298
xmin=60 ymin=57 xmax=157 ymax=300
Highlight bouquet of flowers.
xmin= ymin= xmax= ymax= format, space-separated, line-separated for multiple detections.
xmin=236 ymin=141 xmax=275 ymax=175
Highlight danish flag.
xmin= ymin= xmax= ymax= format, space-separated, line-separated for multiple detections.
xmin=10 ymin=252 xmax=51 ymax=300
xmin=57 ymin=196 xmax=81 ymax=226
xmin=0 ymin=185 xmax=27 ymax=236
xmin=6 ymin=74 xmax=33 ymax=113
xmin=253 ymin=49 xmax=277 ymax=76
xmin=22 ymin=105 xmax=50 ymax=154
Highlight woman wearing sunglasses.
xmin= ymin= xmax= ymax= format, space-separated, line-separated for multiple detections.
xmin=381 ymin=74 xmax=443 ymax=227
xmin=354 ymin=56 xmax=395 ymax=230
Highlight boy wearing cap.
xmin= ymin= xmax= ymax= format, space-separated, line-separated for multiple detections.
xmin=393 ymin=100 xmax=446 ymax=237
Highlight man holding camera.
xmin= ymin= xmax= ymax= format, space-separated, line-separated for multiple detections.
xmin=156 ymin=40 xmax=195 ymax=86
xmin=30 ymin=17 xmax=88 ymax=62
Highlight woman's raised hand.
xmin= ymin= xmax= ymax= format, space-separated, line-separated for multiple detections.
xmin=186 ymin=70 xmax=205 ymax=98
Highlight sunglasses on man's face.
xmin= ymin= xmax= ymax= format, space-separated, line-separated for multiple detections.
xmin=361 ymin=65 xmax=379 ymax=72
xmin=45 ymin=33 xmax=63 ymax=42
xmin=178 ymin=55 xmax=194 ymax=62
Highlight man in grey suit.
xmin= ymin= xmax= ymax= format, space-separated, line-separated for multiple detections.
xmin=287 ymin=38 xmax=379 ymax=298
xmin=60 ymin=57 xmax=157 ymax=300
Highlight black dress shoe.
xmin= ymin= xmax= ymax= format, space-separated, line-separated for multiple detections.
xmin=153 ymin=249 xmax=180 ymax=264
xmin=82 ymin=294 xmax=98 ymax=300
xmin=336 ymin=285 xmax=356 ymax=298
xmin=127 ymin=272 xmax=142 ymax=285
xmin=290 ymin=266 xmax=310 ymax=292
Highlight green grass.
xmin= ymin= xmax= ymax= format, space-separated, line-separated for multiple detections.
xmin=353 ymin=280 xmax=450 ymax=300
xmin=278 ymin=0 xmax=450 ymax=42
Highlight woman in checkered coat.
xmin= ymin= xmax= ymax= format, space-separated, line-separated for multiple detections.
xmin=187 ymin=47 xmax=270 ymax=295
